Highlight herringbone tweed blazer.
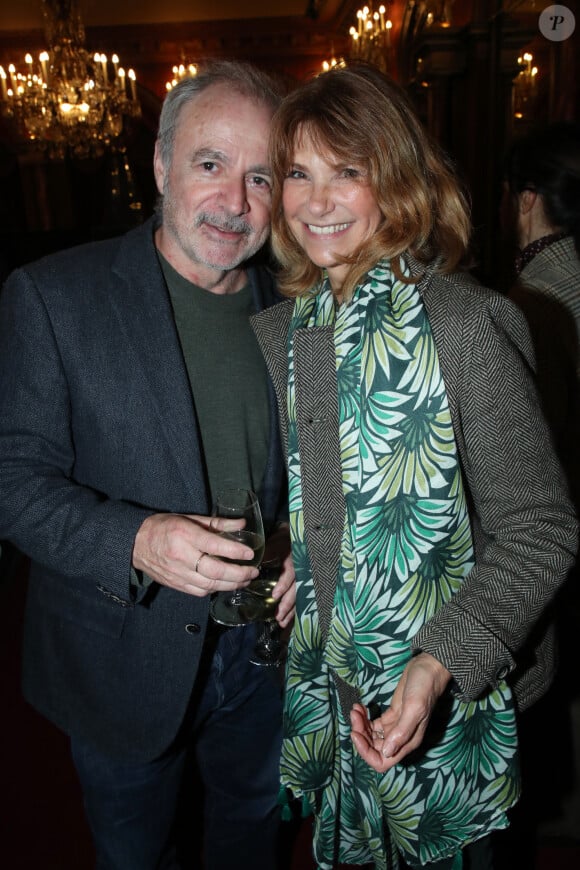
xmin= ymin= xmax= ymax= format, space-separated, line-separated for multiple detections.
xmin=251 ymin=265 xmax=578 ymax=712
xmin=509 ymin=236 xmax=580 ymax=510
xmin=516 ymin=236 xmax=580 ymax=378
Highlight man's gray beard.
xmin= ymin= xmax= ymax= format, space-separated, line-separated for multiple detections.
xmin=159 ymin=188 xmax=268 ymax=272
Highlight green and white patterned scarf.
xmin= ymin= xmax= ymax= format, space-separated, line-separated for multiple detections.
xmin=282 ymin=260 xmax=519 ymax=869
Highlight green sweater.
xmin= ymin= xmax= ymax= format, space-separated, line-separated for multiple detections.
xmin=160 ymin=254 xmax=270 ymax=506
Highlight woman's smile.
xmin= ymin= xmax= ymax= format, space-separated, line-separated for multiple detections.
xmin=306 ymin=222 xmax=351 ymax=236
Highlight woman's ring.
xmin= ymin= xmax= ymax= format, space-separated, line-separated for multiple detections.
xmin=372 ymin=729 xmax=385 ymax=740
xmin=194 ymin=553 xmax=206 ymax=574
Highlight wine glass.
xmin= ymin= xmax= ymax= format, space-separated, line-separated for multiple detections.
xmin=247 ymin=559 xmax=285 ymax=667
xmin=237 ymin=558 xmax=280 ymax=624
xmin=209 ymin=487 xmax=265 ymax=627
xmin=249 ymin=620 xmax=285 ymax=667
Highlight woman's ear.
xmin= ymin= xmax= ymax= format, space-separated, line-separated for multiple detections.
xmin=518 ymin=188 xmax=537 ymax=215
xmin=517 ymin=188 xmax=554 ymax=247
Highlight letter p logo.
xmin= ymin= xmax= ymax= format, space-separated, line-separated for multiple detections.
xmin=539 ymin=5 xmax=576 ymax=40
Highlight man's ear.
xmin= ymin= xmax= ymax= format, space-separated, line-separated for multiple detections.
xmin=519 ymin=188 xmax=537 ymax=215
xmin=153 ymin=141 xmax=165 ymax=195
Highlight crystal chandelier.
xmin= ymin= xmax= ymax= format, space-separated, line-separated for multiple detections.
xmin=0 ymin=0 xmax=141 ymax=159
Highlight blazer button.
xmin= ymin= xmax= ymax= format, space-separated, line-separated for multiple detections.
xmin=496 ymin=666 xmax=509 ymax=680
xmin=185 ymin=623 xmax=201 ymax=634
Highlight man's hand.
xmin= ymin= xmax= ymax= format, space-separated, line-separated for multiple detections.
xmin=132 ymin=513 xmax=259 ymax=597
xmin=263 ymin=522 xmax=296 ymax=628
xmin=350 ymin=653 xmax=452 ymax=772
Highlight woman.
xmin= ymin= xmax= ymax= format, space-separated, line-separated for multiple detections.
xmin=500 ymin=122 xmax=580 ymax=852
xmin=251 ymin=64 xmax=577 ymax=869
xmin=502 ymin=121 xmax=580 ymax=505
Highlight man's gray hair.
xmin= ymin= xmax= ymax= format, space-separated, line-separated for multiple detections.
xmin=156 ymin=59 xmax=285 ymax=169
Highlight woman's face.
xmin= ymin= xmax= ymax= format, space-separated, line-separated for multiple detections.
xmin=282 ymin=131 xmax=383 ymax=292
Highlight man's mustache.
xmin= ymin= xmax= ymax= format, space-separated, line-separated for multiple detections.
xmin=195 ymin=213 xmax=252 ymax=235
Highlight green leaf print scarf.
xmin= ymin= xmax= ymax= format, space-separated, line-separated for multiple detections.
xmin=282 ymin=260 xmax=519 ymax=870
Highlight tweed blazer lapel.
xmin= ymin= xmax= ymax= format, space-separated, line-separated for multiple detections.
xmin=252 ymin=299 xmax=360 ymax=715
xmin=108 ymin=221 xmax=207 ymax=505
xmin=251 ymin=299 xmax=293 ymax=455
xmin=419 ymin=272 xmax=460 ymax=434
xmin=292 ymin=324 xmax=345 ymax=644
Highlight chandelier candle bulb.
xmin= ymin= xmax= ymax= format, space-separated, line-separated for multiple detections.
xmin=40 ymin=52 xmax=49 ymax=82
xmin=128 ymin=69 xmax=137 ymax=101
xmin=94 ymin=54 xmax=105 ymax=84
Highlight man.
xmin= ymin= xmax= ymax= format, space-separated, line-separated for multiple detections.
xmin=0 ymin=61 xmax=294 ymax=870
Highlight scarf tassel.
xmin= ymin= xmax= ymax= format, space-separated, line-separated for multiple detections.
xmin=277 ymin=785 xmax=314 ymax=822
xmin=278 ymin=785 xmax=293 ymax=822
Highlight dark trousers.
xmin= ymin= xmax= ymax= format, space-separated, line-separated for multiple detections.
xmin=71 ymin=622 xmax=283 ymax=870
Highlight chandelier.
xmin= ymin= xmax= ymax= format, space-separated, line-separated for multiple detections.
xmin=0 ymin=0 xmax=141 ymax=159
xmin=349 ymin=4 xmax=394 ymax=73
xmin=165 ymin=63 xmax=198 ymax=92
xmin=321 ymin=3 xmax=394 ymax=75
xmin=513 ymin=52 xmax=538 ymax=121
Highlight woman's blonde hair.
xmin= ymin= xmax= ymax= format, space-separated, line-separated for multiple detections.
xmin=269 ymin=63 xmax=471 ymax=300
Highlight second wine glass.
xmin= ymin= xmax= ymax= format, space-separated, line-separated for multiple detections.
xmin=209 ymin=487 xmax=265 ymax=627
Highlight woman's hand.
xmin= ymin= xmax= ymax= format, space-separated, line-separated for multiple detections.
xmin=264 ymin=522 xmax=296 ymax=628
xmin=350 ymin=653 xmax=452 ymax=772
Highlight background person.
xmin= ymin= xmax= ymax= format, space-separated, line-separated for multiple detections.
xmin=251 ymin=63 xmax=577 ymax=870
xmin=498 ymin=120 xmax=580 ymax=863
xmin=501 ymin=120 xmax=580 ymax=506
xmin=0 ymin=61 xmax=294 ymax=870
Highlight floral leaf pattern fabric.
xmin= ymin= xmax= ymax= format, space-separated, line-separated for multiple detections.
xmin=281 ymin=261 xmax=519 ymax=869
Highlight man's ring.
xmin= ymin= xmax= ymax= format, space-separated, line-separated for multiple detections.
xmin=194 ymin=553 xmax=205 ymax=574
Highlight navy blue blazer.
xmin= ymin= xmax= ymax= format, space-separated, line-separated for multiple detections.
xmin=0 ymin=217 xmax=285 ymax=761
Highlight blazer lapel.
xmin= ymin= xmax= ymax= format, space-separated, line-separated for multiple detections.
xmin=108 ymin=220 xmax=208 ymax=507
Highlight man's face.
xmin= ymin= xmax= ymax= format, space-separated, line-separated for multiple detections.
xmin=154 ymin=83 xmax=274 ymax=289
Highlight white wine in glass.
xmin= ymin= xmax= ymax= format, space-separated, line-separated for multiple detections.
xmin=238 ymin=559 xmax=280 ymax=623
xmin=216 ymin=527 xmax=265 ymax=568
